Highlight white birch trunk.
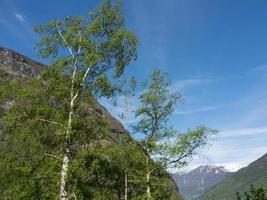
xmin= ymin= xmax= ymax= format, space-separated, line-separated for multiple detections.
xmin=57 ymin=26 xmax=83 ymax=200
xmin=146 ymin=170 xmax=151 ymax=200
xmin=60 ymin=88 xmax=75 ymax=200
xmin=60 ymin=149 xmax=70 ymax=200
xmin=124 ymin=170 xmax=128 ymax=200
xmin=146 ymin=154 xmax=151 ymax=200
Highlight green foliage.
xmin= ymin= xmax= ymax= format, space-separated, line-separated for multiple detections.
xmin=234 ymin=185 xmax=267 ymax=200
xmin=0 ymin=67 xmax=152 ymax=199
xmin=132 ymin=69 xmax=216 ymax=199
xmin=0 ymin=1 xmax=183 ymax=199
xmin=0 ymin=68 xmax=109 ymax=199
xmin=34 ymin=0 xmax=137 ymax=98
xmin=133 ymin=70 xmax=216 ymax=168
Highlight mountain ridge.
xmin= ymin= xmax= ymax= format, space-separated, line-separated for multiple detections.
xmin=172 ymin=165 xmax=233 ymax=200
xmin=200 ymin=153 xmax=267 ymax=200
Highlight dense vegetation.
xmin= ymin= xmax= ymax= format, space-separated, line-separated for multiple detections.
xmin=0 ymin=1 xmax=216 ymax=199
xmin=235 ymin=185 xmax=267 ymax=200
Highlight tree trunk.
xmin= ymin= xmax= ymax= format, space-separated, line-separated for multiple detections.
xmin=124 ymin=170 xmax=128 ymax=200
xmin=146 ymin=170 xmax=151 ymax=200
xmin=146 ymin=154 xmax=151 ymax=200
xmin=60 ymin=99 xmax=74 ymax=200
xmin=60 ymin=149 xmax=70 ymax=200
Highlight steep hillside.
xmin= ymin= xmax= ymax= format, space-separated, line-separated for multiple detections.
xmin=200 ymin=153 xmax=267 ymax=200
xmin=0 ymin=47 xmax=180 ymax=199
xmin=173 ymin=166 xmax=232 ymax=200
xmin=0 ymin=47 xmax=128 ymax=133
xmin=0 ymin=47 xmax=43 ymax=77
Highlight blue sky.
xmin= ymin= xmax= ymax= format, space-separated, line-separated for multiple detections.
xmin=1 ymin=0 xmax=267 ymax=172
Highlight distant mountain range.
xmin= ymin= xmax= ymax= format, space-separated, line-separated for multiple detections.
xmin=172 ymin=165 xmax=233 ymax=200
xmin=200 ymin=153 xmax=267 ymax=200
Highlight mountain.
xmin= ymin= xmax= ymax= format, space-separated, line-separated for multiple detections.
xmin=200 ymin=153 xmax=267 ymax=200
xmin=0 ymin=47 xmax=43 ymax=78
xmin=0 ymin=47 xmax=180 ymax=199
xmin=172 ymin=166 xmax=233 ymax=200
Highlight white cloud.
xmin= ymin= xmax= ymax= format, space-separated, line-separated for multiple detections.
xmin=170 ymin=78 xmax=213 ymax=91
xmin=251 ymin=64 xmax=267 ymax=73
xmin=14 ymin=13 xmax=25 ymax=23
xmin=220 ymin=163 xmax=242 ymax=172
xmin=175 ymin=105 xmax=221 ymax=115
xmin=221 ymin=126 xmax=267 ymax=137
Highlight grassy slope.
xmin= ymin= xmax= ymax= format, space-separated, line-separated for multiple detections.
xmin=200 ymin=154 xmax=267 ymax=200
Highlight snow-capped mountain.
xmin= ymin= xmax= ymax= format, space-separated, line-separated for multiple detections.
xmin=172 ymin=165 xmax=233 ymax=200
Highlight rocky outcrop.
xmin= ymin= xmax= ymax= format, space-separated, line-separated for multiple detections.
xmin=0 ymin=47 xmax=43 ymax=77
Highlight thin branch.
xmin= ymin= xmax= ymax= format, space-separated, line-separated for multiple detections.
xmin=9 ymin=113 xmax=28 ymax=119
xmin=163 ymin=142 xmax=200 ymax=169
xmin=43 ymin=153 xmax=63 ymax=161
xmin=20 ymin=112 xmax=66 ymax=129
xmin=72 ymin=46 xmax=98 ymax=104
xmin=78 ymin=46 xmax=99 ymax=88
xmin=9 ymin=112 xmax=65 ymax=129
xmin=77 ymin=29 xmax=82 ymax=54
xmin=35 ymin=118 xmax=65 ymax=129
xmin=56 ymin=25 xmax=74 ymax=58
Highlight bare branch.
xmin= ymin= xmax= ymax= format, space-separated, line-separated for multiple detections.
xmin=163 ymin=142 xmax=200 ymax=169
xmin=18 ymin=112 xmax=66 ymax=129
xmin=9 ymin=112 xmax=65 ymax=129
xmin=72 ymin=45 xmax=98 ymax=104
xmin=56 ymin=25 xmax=74 ymax=58
xmin=43 ymin=153 xmax=63 ymax=161
xmin=77 ymin=29 xmax=82 ymax=54
xmin=35 ymin=118 xmax=66 ymax=129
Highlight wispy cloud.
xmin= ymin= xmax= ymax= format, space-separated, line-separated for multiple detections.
xmin=178 ymin=143 xmax=267 ymax=173
xmin=170 ymin=78 xmax=213 ymax=91
xmin=251 ymin=64 xmax=267 ymax=73
xmin=0 ymin=0 xmax=35 ymax=48
xmin=175 ymin=105 xmax=221 ymax=115
xmin=221 ymin=126 xmax=267 ymax=137
xmin=14 ymin=13 xmax=25 ymax=23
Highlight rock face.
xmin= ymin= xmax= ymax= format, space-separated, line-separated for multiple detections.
xmin=0 ymin=46 xmax=180 ymax=198
xmin=0 ymin=47 xmax=43 ymax=77
xmin=172 ymin=166 xmax=232 ymax=200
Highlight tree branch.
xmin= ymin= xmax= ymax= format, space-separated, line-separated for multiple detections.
xmin=163 ymin=142 xmax=200 ymax=169
xmin=21 ymin=112 xmax=66 ymax=129
xmin=35 ymin=118 xmax=66 ymax=129
xmin=56 ymin=25 xmax=74 ymax=58
xmin=43 ymin=153 xmax=63 ymax=161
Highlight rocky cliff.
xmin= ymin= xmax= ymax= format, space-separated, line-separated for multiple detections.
xmin=0 ymin=47 xmax=43 ymax=77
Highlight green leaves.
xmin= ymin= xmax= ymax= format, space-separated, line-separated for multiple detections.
xmin=234 ymin=185 xmax=267 ymax=200
xmin=133 ymin=70 xmax=182 ymax=145
xmin=131 ymin=69 xmax=216 ymax=199
xmin=34 ymin=0 xmax=137 ymax=98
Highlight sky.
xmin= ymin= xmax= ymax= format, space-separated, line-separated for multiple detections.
xmin=1 ymin=0 xmax=267 ymax=172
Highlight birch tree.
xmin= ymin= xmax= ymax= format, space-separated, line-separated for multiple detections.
xmin=132 ymin=69 xmax=217 ymax=199
xmin=116 ymin=77 xmax=136 ymax=200
xmin=34 ymin=1 xmax=137 ymax=199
